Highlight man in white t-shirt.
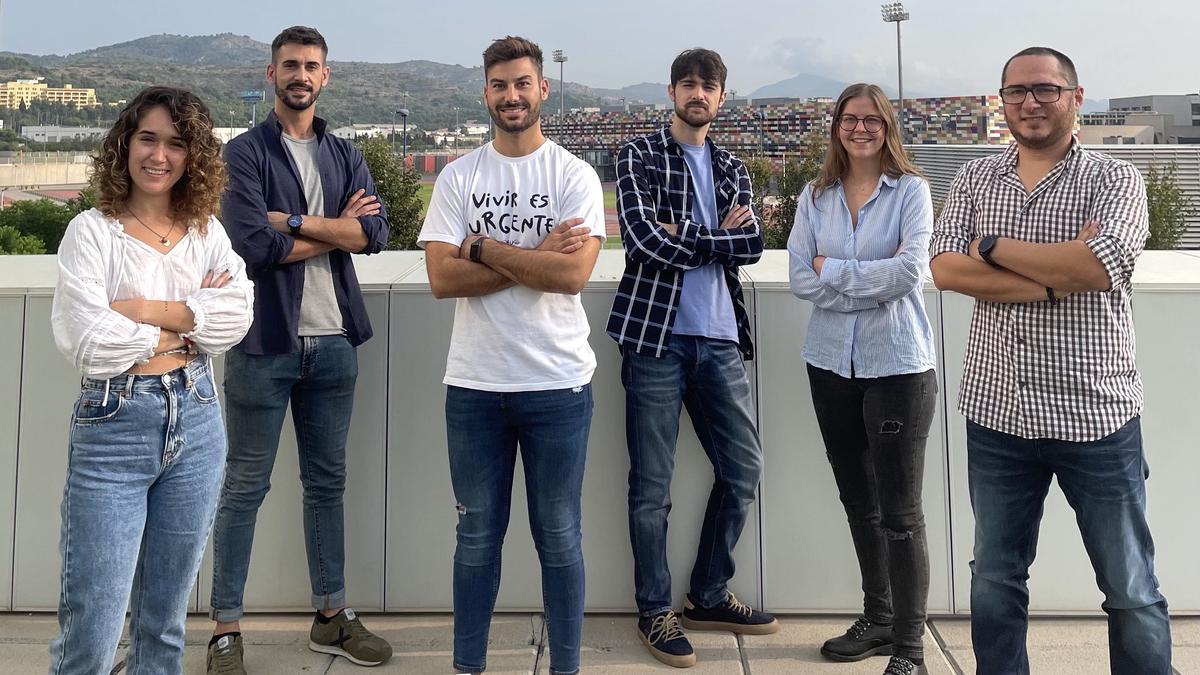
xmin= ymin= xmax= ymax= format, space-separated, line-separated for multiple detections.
xmin=417 ymin=36 xmax=604 ymax=675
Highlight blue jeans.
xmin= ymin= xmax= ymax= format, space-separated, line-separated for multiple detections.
xmin=446 ymin=384 xmax=592 ymax=675
xmin=49 ymin=358 xmax=226 ymax=675
xmin=967 ymin=416 xmax=1171 ymax=675
xmin=210 ymin=336 xmax=358 ymax=620
xmin=621 ymin=334 xmax=763 ymax=616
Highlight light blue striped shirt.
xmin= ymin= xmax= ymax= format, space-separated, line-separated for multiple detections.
xmin=787 ymin=173 xmax=936 ymax=379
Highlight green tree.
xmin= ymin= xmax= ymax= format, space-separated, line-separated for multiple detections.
xmin=355 ymin=135 xmax=424 ymax=250
xmin=763 ymin=132 xmax=825 ymax=249
xmin=0 ymin=199 xmax=77 ymax=253
xmin=0 ymin=225 xmax=46 ymax=254
xmin=744 ymin=157 xmax=773 ymax=227
xmin=1144 ymin=162 xmax=1192 ymax=250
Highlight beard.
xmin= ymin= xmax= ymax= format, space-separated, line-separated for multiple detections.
xmin=675 ymin=102 xmax=716 ymax=129
xmin=1006 ymin=110 xmax=1074 ymax=150
xmin=276 ymin=82 xmax=321 ymax=111
xmin=489 ymin=98 xmax=541 ymax=134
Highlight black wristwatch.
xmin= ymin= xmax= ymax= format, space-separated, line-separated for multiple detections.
xmin=978 ymin=235 xmax=1001 ymax=268
xmin=469 ymin=237 xmax=485 ymax=263
xmin=286 ymin=214 xmax=304 ymax=235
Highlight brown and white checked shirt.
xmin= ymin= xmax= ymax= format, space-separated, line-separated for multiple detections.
xmin=930 ymin=142 xmax=1148 ymax=442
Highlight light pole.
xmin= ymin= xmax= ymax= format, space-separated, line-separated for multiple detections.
xmin=398 ymin=108 xmax=410 ymax=157
xmin=228 ymin=110 xmax=234 ymax=140
xmin=552 ymin=50 xmax=567 ymax=123
xmin=754 ymin=110 xmax=766 ymax=157
xmin=391 ymin=109 xmax=399 ymax=154
xmin=453 ymin=106 xmax=460 ymax=157
xmin=881 ymin=2 xmax=910 ymax=143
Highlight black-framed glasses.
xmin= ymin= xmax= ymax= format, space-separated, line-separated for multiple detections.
xmin=999 ymin=84 xmax=1078 ymax=105
xmin=837 ymin=114 xmax=885 ymax=133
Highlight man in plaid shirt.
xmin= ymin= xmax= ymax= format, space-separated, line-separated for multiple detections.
xmin=930 ymin=47 xmax=1171 ymax=674
xmin=605 ymin=48 xmax=775 ymax=669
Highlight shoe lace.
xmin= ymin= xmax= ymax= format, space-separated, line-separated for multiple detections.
xmin=847 ymin=616 xmax=873 ymax=639
xmin=722 ymin=592 xmax=753 ymax=618
xmin=341 ymin=614 xmax=374 ymax=642
xmin=884 ymin=656 xmax=917 ymax=675
xmin=648 ymin=611 xmax=687 ymax=644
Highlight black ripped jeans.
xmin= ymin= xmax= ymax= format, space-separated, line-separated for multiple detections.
xmin=807 ymin=364 xmax=938 ymax=662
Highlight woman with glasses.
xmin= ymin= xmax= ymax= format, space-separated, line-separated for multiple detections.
xmin=787 ymin=83 xmax=937 ymax=675
xmin=48 ymin=86 xmax=253 ymax=674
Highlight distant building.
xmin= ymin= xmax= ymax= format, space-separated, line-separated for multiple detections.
xmin=330 ymin=123 xmax=392 ymax=140
xmin=1077 ymin=125 xmax=1157 ymax=145
xmin=20 ymin=125 xmax=108 ymax=143
xmin=1095 ymin=94 xmax=1200 ymax=144
xmin=0 ymin=78 xmax=99 ymax=109
xmin=542 ymin=95 xmax=1010 ymax=180
xmin=909 ymin=143 xmax=1200 ymax=248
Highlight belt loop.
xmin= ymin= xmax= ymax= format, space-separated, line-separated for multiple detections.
xmin=123 ymin=374 xmax=135 ymax=399
xmin=101 ymin=379 xmax=110 ymax=407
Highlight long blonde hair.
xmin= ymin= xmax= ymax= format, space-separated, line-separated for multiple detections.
xmin=810 ymin=83 xmax=921 ymax=202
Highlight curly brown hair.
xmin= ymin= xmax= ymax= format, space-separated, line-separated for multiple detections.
xmin=91 ymin=86 xmax=226 ymax=233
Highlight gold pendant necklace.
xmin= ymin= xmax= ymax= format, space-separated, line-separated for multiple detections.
xmin=128 ymin=210 xmax=175 ymax=246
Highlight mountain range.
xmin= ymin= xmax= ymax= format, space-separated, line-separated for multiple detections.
xmin=0 ymin=33 xmax=1111 ymax=127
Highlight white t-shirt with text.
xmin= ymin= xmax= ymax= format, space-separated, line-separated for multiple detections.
xmin=418 ymin=140 xmax=606 ymax=392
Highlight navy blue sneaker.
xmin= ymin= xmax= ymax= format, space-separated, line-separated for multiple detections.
xmin=680 ymin=592 xmax=780 ymax=635
xmin=637 ymin=610 xmax=696 ymax=668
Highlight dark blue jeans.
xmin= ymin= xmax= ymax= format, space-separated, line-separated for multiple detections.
xmin=210 ymin=336 xmax=358 ymax=620
xmin=807 ymin=365 xmax=937 ymax=662
xmin=622 ymin=334 xmax=763 ymax=616
xmin=967 ymin=416 xmax=1171 ymax=675
xmin=446 ymin=384 xmax=593 ymax=675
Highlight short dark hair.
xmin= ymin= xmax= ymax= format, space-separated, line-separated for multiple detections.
xmin=271 ymin=26 xmax=328 ymax=61
xmin=483 ymin=36 xmax=543 ymax=77
xmin=670 ymin=48 xmax=728 ymax=90
xmin=1002 ymin=46 xmax=1078 ymax=87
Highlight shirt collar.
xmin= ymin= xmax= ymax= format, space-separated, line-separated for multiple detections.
xmin=998 ymin=137 xmax=1080 ymax=175
xmin=264 ymin=110 xmax=328 ymax=139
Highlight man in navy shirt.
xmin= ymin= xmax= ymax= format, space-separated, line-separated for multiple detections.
xmin=607 ymin=49 xmax=775 ymax=669
xmin=207 ymin=25 xmax=391 ymax=674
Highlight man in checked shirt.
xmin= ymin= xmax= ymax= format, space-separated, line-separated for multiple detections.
xmin=605 ymin=48 xmax=776 ymax=669
xmin=930 ymin=47 xmax=1171 ymax=674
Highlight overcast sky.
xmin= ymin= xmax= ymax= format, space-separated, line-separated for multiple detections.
xmin=1 ymin=0 xmax=1194 ymax=100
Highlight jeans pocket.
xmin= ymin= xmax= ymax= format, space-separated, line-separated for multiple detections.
xmin=191 ymin=368 xmax=220 ymax=405
xmin=73 ymin=389 xmax=124 ymax=424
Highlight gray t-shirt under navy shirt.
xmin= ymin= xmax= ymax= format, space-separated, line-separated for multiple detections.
xmin=281 ymin=133 xmax=344 ymax=337
xmin=672 ymin=140 xmax=737 ymax=342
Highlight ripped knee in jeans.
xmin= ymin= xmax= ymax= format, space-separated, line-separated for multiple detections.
xmin=880 ymin=419 xmax=903 ymax=434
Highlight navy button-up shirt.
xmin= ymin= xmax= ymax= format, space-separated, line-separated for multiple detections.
xmin=221 ymin=111 xmax=389 ymax=355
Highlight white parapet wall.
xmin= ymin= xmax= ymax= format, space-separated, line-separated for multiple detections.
xmin=0 ymin=250 xmax=1197 ymax=615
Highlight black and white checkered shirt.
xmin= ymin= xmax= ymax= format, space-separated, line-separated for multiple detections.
xmin=605 ymin=127 xmax=763 ymax=359
xmin=931 ymin=142 xmax=1148 ymax=442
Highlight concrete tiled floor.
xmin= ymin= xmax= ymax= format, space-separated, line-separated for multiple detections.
xmin=1 ymin=613 xmax=1196 ymax=674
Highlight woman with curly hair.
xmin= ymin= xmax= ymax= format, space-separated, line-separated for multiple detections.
xmin=788 ymin=83 xmax=937 ymax=675
xmin=48 ymin=86 xmax=253 ymax=674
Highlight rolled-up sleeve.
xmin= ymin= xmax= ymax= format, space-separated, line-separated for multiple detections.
xmin=930 ymin=165 xmax=976 ymax=259
xmin=52 ymin=217 xmax=159 ymax=378
xmin=180 ymin=218 xmax=255 ymax=355
xmin=1085 ymin=163 xmax=1148 ymax=290
xmin=347 ymin=146 xmax=389 ymax=254
xmin=221 ymin=138 xmax=295 ymax=277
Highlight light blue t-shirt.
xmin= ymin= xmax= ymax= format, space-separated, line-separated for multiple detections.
xmin=672 ymin=141 xmax=737 ymax=342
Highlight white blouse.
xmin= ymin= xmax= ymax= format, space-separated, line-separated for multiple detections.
xmin=52 ymin=208 xmax=255 ymax=379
